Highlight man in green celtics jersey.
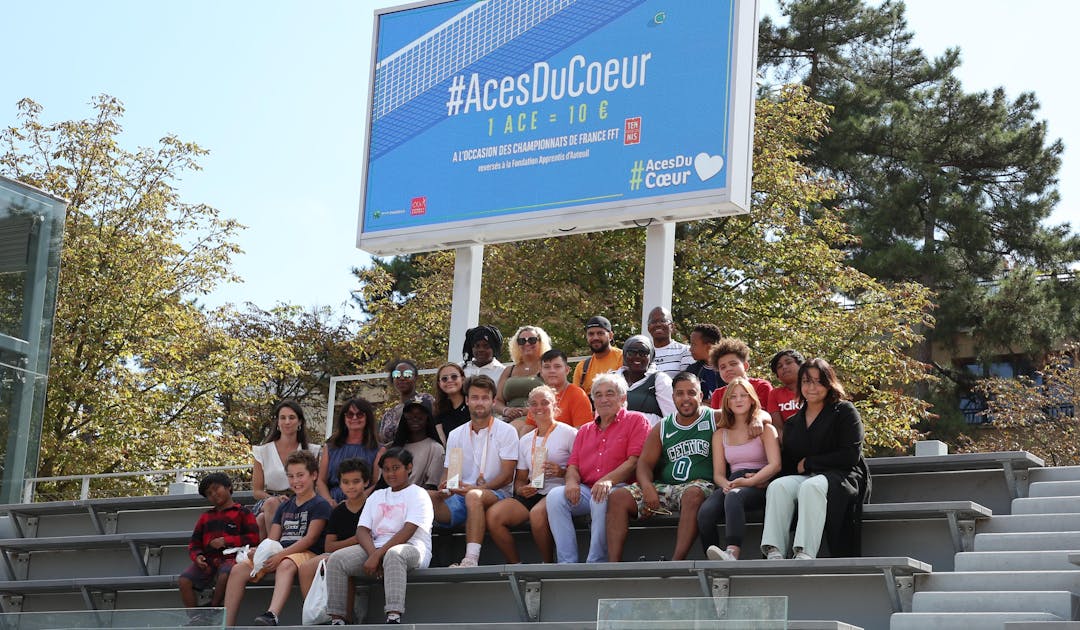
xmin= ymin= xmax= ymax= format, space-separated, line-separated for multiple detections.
xmin=606 ymin=372 xmax=715 ymax=561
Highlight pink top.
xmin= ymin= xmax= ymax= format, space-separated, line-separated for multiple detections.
xmin=568 ymin=408 xmax=650 ymax=486
xmin=722 ymin=429 xmax=768 ymax=473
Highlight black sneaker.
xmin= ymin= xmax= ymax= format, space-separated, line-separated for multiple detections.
xmin=385 ymin=613 xmax=402 ymax=624
xmin=329 ymin=619 xmax=347 ymax=626
xmin=253 ymin=610 xmax=279 ymax=626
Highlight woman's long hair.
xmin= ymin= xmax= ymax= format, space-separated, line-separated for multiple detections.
xmin=263 ymin=399 xmax=311 ymax=449
xmin=716 ymin=377 xmax=763 ymax=430
xmin=329 ymin=397 xmax=378 ymax=448
xmin=797 ymin=358 xmax=848 ymax=406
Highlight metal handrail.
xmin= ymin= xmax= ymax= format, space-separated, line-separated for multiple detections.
xmin=22 ymin=464 xmax=254 ymax=503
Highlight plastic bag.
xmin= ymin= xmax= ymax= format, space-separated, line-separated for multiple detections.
xmin=223 ymin=544 xmax=248 ymax=566
xmin=302 ymin=557 xmax=330 ymax=625
xmin=249 ymin=538 xmax=284 ymax=578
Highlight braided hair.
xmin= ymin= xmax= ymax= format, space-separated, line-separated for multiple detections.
xmin=462 ymin=325 xmax=504 ymax=365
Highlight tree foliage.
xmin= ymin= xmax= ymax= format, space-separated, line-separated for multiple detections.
xmin=0 ymin=97 xmax=294 ymax=493
xmin=759 ymin=0 xmax=1080 ymax=372
xmin=974 ymin=344 xmax=1080 ymax=466
xmin=355 ymin=87 xmax=933 ymax=452
xmin=220 ymin=303 xmax=363 ymax=445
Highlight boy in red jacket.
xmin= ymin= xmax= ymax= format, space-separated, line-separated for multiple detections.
xmin=179 ymin=472 xmax=259 ymax=611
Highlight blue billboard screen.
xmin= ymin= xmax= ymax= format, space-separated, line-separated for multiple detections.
xmin=358 ymin=0 xmax=756 ymax=255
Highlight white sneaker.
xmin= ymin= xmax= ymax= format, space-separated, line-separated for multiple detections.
xmin=793 ymin=551 xmax=813 ymax=560
xmin=763 ymin=546 xmax=784 ymax=560
xmin=706 ymin=545 xmax=737 ymax=561
xmin=450 ymin=556 xmax=479 ymax=568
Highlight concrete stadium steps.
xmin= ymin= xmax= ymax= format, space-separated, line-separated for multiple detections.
xmin=917 ymin=570 xmax=1080 ymax=593
xmin=911 ymin=591 xmax=1079 ymax=618
xmin=1029 ymin=467 xmax=1080 ymax=483
xmin=889 ymin=465 xmax=1080 ymax=630
xmin=1031 ymin=481 xmax=1080 ymax=498
xmin=978 ymin=513 xmax=1080 ymax=534
xmin=1014 ymin=497 xmax=1080 ymax=514
xmin=1004 ymin=623 xmax=1080 ymax=629
xmin=974 ymin=532 xmax=1080 ymax=551
xmin=953 ymin=550 xmax=1080 ymax=572
xmin=890 ymin=612 xmax=1064 ymax=630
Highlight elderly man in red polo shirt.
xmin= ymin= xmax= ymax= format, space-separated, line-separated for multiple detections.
xmin=545 ymin=372 xmax=650 ymax=563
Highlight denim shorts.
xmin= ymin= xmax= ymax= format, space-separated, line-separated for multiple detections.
xmin=436 ymin=489 xmax=510 ymax=528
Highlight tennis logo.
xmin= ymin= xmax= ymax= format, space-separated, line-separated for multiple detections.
xmin=410 ymin=197 xmax=427 ymax=216
xmin=624 ymin=117 xmax=642 ymax=145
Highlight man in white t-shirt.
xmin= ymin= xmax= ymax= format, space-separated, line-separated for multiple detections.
xmin=647 ymin=306 xmax=693 ymax=377
xmin=434 ymin=374 xmax=518 ymax=567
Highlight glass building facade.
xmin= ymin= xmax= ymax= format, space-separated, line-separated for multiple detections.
xmin=0 ymin=175 xmax=66 ymax=504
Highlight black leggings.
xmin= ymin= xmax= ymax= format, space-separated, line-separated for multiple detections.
xmin=697 ymin=470 xmax=767 ymax=550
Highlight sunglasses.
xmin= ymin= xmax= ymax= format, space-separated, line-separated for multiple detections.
xmin=439 ymin=373 xmax=461 ymax=382
xmin=517 ymin=336 xmax=540 ymax=346
xmin=392 ymin=369 xmax=415 ymax=379
xmin=344 ymin=410 xmax=364 ymax=419
xmin=625 ymin=348 xmax=651 ymax=357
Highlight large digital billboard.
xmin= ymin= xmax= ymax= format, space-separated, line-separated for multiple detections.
xmin=358 ymin=0 xmax=758 ymax=256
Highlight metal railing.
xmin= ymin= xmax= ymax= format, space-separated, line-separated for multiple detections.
xmin=22 ymin=464 xmax=253 ymax=503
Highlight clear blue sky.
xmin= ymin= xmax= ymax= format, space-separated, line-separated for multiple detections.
xmin=2 ymin=0 xmax=1076 ymax=313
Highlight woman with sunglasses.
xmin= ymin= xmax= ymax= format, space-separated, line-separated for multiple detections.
xmin=494 ymin=326 xmax=551 ymax=436
xmin=760 ymin=358 xmax=869 ymax=560
xmin=318 ymin=397 xmax=383 ymax=507
xmin=377 ymin=358 xmax=434 ymax=448
xmin=617 ymin=335 xmax=676 ymax=428
xmin=433 ymin=362 xmax=468 ymax=445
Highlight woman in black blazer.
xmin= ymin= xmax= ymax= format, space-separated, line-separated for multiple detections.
xmin=760 ymin=358 xmax=868 ymax=559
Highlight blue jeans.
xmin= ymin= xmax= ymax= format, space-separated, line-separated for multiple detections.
xmin=545 ymin=484 xmax=612 ymax=563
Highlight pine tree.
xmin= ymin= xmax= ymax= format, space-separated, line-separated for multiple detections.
xmin=760 ymin=0 xmax=1080 ymax=385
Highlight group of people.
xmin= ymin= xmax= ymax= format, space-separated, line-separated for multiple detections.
xmin=179 ymin=312 xmax=868 ymax=625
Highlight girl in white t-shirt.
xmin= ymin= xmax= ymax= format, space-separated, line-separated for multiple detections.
xmin=485 ymin=385 xmax=577 ymax=563
xmin=323 ymin=447 xmax=434 ymax=625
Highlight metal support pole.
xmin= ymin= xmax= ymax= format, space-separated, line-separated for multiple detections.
xmin=640 ymin=221 xmax=675 ymax=333
xmin=448 ymin=245 xmax=484 ymax=363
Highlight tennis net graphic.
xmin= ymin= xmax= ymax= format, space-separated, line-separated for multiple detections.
xmin=371 ymin=0 xmax=646 ymax=160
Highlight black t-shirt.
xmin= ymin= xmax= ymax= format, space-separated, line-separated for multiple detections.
xmin=435 ymin=402 xmax=469 ymax=442
xmin=327 ymin=501 xmax=363 ymax=541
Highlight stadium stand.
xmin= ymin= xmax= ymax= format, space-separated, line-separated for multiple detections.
xmin=0 ymin=452 xmax=1077 ymax=629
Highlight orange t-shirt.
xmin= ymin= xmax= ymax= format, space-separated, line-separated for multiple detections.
xmin=571 ymin=348 xmax=624 ymax=394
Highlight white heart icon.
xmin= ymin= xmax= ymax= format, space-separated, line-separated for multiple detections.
xmin=694 ymin=153 xmax=724 ymax=181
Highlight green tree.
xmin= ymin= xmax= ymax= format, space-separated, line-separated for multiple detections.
xmin=975 ymin=344 xmax=1080 ymax=466
xmin=759 ymin=0 xmax=1080 ymax=378
xmin=220 ymin=303 xmax=363 ymax=444
xmin=0 ymin=96 xmax=289 ymax=495
xmin=355 ymin=87 xmax=933 ymax=452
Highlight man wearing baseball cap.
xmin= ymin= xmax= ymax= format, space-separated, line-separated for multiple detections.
xmin=572 ymin=316 xmax=624 ymax=395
